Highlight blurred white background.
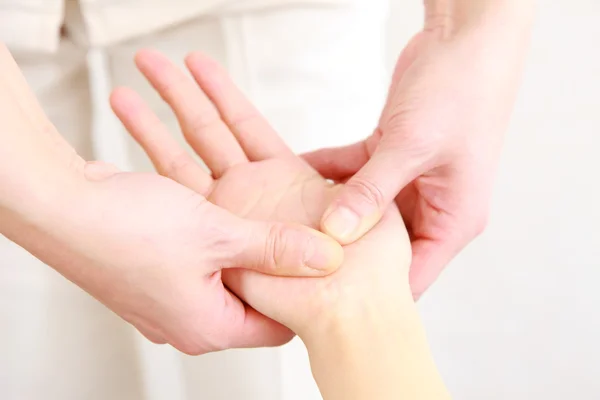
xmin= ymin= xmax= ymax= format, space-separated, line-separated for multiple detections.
xmin=386 ymin=1 xmax=600 ymax=399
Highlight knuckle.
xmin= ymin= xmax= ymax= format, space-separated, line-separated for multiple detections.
xmin=346 ymin=177 xmax=385 ymax=210
xmin=264 ymin=223 xmax=287 ymax=273
xmin=229 ymin=112 xmax=259 ymax=133
xmin=159 ymin=74 xmax=187 ymax=101
xmin=264 ymin=223 xmax=307 ymax=274
xmin=187 ymin=113 xmax=220 ymax=134
xmin=164 ymin=152 xmax=194 ymax=179
xmin=198 ymin=219 xmax=245 ymax=268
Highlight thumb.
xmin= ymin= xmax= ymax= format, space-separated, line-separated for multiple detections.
xmin=321 ymin=147 xmax=422 ymax=245
xmin=223 ymin=217 xmax=344 ymax=277
xmin=318 ymin=32 xmax=428 ymax=244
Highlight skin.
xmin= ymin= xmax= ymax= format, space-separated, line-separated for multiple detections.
xmin=111 ymin=50 xmax=452 ymax=399
xmin=304 ymin=0 xmax=535 ymax=297
xmin=0 ymin=43 xmax=343 ymax=356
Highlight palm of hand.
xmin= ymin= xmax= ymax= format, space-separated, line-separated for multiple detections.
xmin=211 ymin=152 xmax=410 ymax=335
xmin=209 ymin=157 xmax=330 ymax=227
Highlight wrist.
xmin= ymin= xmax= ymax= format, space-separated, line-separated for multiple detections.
xmin=302 ymin=288 xmax=417 ymax=354
xmin=0 ymin=154 xmax=87 ymax=239
xmin=302 ymin=293 xmax=450 ymax=400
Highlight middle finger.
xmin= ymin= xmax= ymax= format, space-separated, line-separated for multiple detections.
xmin=135 ymin=49 xmax=247 ymax=178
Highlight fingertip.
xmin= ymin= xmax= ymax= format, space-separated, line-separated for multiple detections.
xmin=320 ymin=204 xmax=382 ymax=245
xmin=320 ymin=164 xmax=397 ymax=244
xmin=234 ymin=221 xmax=343 ymax=277
xmin=135 ymin=49 xmax=172 ymax=80
xmin=109 ymin=87 xmax=137 ymax=111
xmin=303 ymin=229 xmax=345 ymax=274
xmin=109 ymin=86 xmax=127 ymax=99
xmin=185 ymin=51 xmax=208 ymax=66
xmin=137 ymin=327 xmax=168 ymax=345
xmin=134 ymin=48 xmax=160 ymax=66
xmin=238 ymin=306 xmax=296 ymax=348
xmin=109 ymin=88 xmax=149 ymax=131
xmin=185 ymin=52 xmax=224 ymax=88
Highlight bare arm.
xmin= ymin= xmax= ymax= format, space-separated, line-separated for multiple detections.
xmin=305 ymin=291 xmax=451 ymax=400
xmin=0 ymin=43 xmax=84 ymax=227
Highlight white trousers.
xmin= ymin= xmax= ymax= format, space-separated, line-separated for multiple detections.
xmin=1 ymin=3 xmax=388 ymax=399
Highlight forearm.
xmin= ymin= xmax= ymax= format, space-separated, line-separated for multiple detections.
xmin=0 ymin=43 xmax=85 ymax=226
xmin=304 ymin=292 xmax=451 ymax=400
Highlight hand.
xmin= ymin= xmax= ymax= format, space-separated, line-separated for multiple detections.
xmin=304 ymin=4 xmax=533 ymax=297
xmin=4 ymin=162 xmax=343 ymax=355
xmin=0 ymin=42 xmax=343 ymax=356
xmin=110 ymin=50 xmax=413 ymax=339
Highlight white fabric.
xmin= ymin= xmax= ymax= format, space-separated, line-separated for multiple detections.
xmin=1 ymin=2 xmax=388 ymax=399
xmin=0 ymin=0 xmax=65 ymax=53
xmin=0 ymin=0 xmax=348 ymax=53
xmin=72 ymin=0 xmax=350 ymax=49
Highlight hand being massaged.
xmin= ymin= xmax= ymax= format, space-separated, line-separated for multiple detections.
xmin=110 ymin=49 xmax=413 ymax=338
xmin=110 ymin=50 xmax=450 ymax=399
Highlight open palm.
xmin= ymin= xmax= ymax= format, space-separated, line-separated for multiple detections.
xmin=111 ymin=50 xmax=413 ymax=337
xmin=210 ymin=157 xmax=330 ymax=227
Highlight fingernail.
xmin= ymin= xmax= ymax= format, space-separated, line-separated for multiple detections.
xmin=303 ymin=234 xmax=344 ymax=272
xmin=322 ymin=206 xmax=360 ymax=242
